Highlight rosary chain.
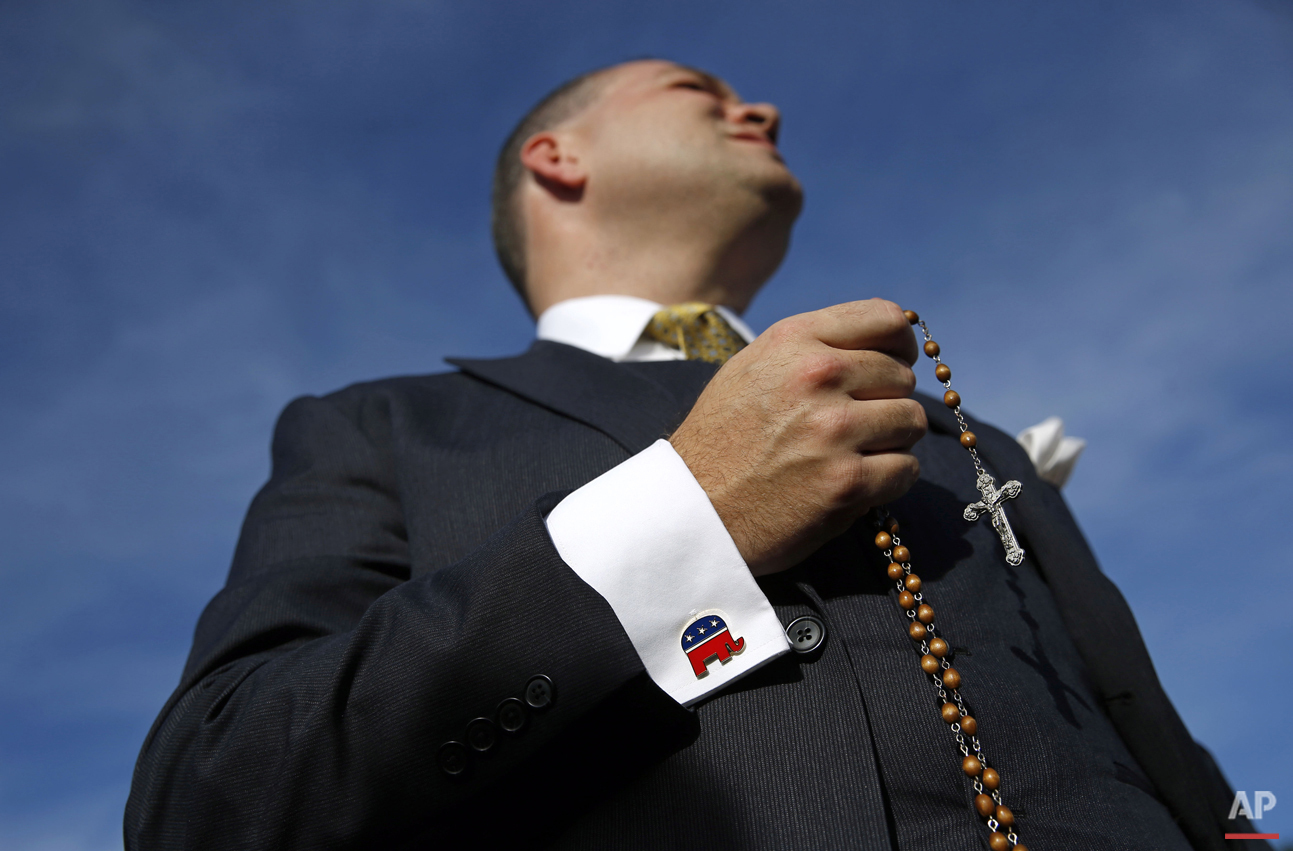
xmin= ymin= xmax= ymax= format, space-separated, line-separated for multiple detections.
xmin=880 ymin=529 xmax=989 ymax=768
xmin=874 ymin=512 xmax=1022 ymax=848
xmin=868 ymin=311 xmax=1026 ymax=849
xmin=915 ymin=318 xmax=986 ymax=476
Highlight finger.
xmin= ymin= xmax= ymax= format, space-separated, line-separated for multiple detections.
xmin=788 ymin=348 xmax=913 ymax=400
xmin=839 ymin=398 xmax=928 ymax=452
xmin=803 ymin=299 xmax=919 ymax=365
xmin=836 ymin=349 xmax=917 ymax=401
xmin=855 ymin=450 xmax=923 ymax=505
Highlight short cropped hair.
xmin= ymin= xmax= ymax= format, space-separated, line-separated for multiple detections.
xmin=490 ymin=67 xmax=612 ymax=308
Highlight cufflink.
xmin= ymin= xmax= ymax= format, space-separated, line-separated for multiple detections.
xmin=681 ymin=612 xmax=745 ymax=678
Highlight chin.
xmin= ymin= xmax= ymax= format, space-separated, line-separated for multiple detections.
xmin=742 ymin=154 xmax=801 ymax=204
xmin=759 ymin=172 xmax=804 ymax=220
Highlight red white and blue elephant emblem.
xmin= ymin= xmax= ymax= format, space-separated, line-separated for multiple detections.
xmin=681 ymin=614 xmax=745 ymax=677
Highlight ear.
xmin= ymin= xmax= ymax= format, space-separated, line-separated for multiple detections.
xmin=520 ymin=131 xmax=587 ymax=196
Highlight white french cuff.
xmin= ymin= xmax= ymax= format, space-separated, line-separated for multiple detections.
xmin=545 ymin=439 xmax=791 ymax=707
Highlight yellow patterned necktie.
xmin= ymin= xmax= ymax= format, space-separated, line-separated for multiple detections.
xmin=644 ymin=303 xmax=747 ymax=365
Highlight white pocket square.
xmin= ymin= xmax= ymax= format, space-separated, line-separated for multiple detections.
xmin=1016 ymin=417 xmax=1085 ymax=488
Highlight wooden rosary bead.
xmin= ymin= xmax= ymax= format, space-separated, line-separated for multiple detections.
xmin=887 ymin=563 xmax=905 ymax=580
xmin=935 ymin=363 xmax=951 ymax=381
xmin=909 ymin=621 xmax=927 ymax=640
xmin=995 ymin=805 xmax=1014 ymax=827
xmin=924 ymin=340 xmax=940 ymax=357
xmin=1015 ymin=845 xmax=1029 ymax=851
xmin=960 ymin=715 xmax=977 ymax=736
xmin=941 ymin=667 xmax=962 ymax=689
xmin=959 ymin=431 xmax=977 ymax=448
xmin=974 ymin=793 xmax=995 ymax=817
xmin=874 ymin=531 xmax=892 ymax=550
xmin=904 ymin=574 xmax=922 ymax=592
xmin=928 ymin=637 xmax=949 ymax=657
xmin=920 ymin=654 xmax=941 ymax=674
xmin=962 ymin=755 xmax=983 ymax=777
xmin=886 ymin=517 xmax=900 ymax=535
xmin=988 ymin=832 xmax=1009 ymax=851
xmin=903 ymin=309 xmax=920 ymax=324
xmin=898 ymin=591 xmax=916 ymax=610
xmin=982 ymin=768 xmax=1000 ymax=790
xmin=943 ymin=390 xmax=961 ymax=408
xmin=891 ymin=545 xmax=911 ymax=563
xmin=916 ymin=603 xmax=935 ymax=623
xmin=940 ymin=702 xmax=961 ymax=723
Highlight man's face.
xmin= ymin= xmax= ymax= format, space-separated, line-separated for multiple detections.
xmin=571 ymin=60 xmax=803 ymax=230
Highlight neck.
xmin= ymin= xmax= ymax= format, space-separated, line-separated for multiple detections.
xmin=524 ymin=204 xmax=790 ymax=318
xmin=527 ymin=252 xmax=746 ymax=317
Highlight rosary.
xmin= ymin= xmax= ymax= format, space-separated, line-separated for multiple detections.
xmin=870 ymin=309 xmax=1028 ymax=851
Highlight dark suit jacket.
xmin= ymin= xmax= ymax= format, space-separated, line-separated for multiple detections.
xmin=125 ymin=341 xmax=1261 ymax=850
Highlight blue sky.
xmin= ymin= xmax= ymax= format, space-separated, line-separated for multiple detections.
xmin=2 ymin=1 xmax=1291 ymax=847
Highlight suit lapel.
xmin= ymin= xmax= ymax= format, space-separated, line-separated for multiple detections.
xmin=918 ymin=394 xmax=1224 ymax=851
xmin=448 ymin=340 xmax=717 ymax=455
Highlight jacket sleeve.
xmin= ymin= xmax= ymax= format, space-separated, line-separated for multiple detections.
xmin=123 ymin=392 xmax=682 ymax=848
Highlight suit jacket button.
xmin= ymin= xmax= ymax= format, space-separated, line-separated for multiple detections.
xmin=465 ymin=717 xmax=497 ymax=752
xmin=497 ymin=697 xmax=527 ymax=733
xmin=525 ymin=675 xmax=555 ymax=710
xmin=786 ymin=616 xmax=826 ymax=653
xmin=437 ymin=741 xmax=470 ymax=776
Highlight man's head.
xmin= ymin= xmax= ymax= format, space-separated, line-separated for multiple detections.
xmin=491 ymin=59 xmax=803 ymax=316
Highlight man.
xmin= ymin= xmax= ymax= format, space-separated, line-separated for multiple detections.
xmin=125 ymin=59 xmax=1262 ymax=849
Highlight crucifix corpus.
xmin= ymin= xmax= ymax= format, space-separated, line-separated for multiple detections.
xmin=963 ymin=472 xmax=1026 ymax=566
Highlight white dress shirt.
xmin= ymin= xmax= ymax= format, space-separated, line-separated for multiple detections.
xmin=537 ymin=295 xmax=1083 ymax=707
xmin=540 ymin=296 xmax=790 ymax=707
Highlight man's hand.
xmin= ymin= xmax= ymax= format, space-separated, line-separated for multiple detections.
xmin=670 ymin=299 xmax=926 ymax=576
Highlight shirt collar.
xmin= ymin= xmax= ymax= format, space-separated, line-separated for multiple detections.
xmin=535 ymin=295 xmax=756 ymax=361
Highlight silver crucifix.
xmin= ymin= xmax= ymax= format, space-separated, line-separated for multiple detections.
xmin=963 ymin=472 xmax=1025 ymax=565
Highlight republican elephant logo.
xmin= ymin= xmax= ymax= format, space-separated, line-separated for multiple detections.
xmin=681 ymin=614 xmax=745 ymax=677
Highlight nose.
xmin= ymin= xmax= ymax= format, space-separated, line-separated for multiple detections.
xmin=731 ymin=101 xmax=781 ymax=144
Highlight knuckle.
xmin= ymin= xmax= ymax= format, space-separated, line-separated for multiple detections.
xmin=866 ymin=297 xmax=903 ymax=324
xmin=896 ymin=365 xmax=918 ymax=396
xmin=815 ymin=403 xmax=855 ymax=443
xmin=765 ymin=316 xmax=800 ymax=346
xmin=829 ymin=299 xmax=874 ymax=329
xmin=873 ymin=453 xmax=921 ymax=501
xmin=826 ymin=456 xmax=871 ymax=503
xmin=906 ymin=400 xmax=929 ymax=438
xmin=794 ymin=351 xmax=845 ymax=390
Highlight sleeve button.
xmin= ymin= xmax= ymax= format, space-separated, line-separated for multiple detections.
xmin=437 ymin=741 xmax=470 ymax=777
xmin=786 ymin=616 xmax=827 ymax=653
xmin=465 ymin=717 xmax=497 ymax=752
xmin=497 ymin=697 xmax=527 ymax=733
xmin=524 ymin=675 xmax=555 ymax=710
